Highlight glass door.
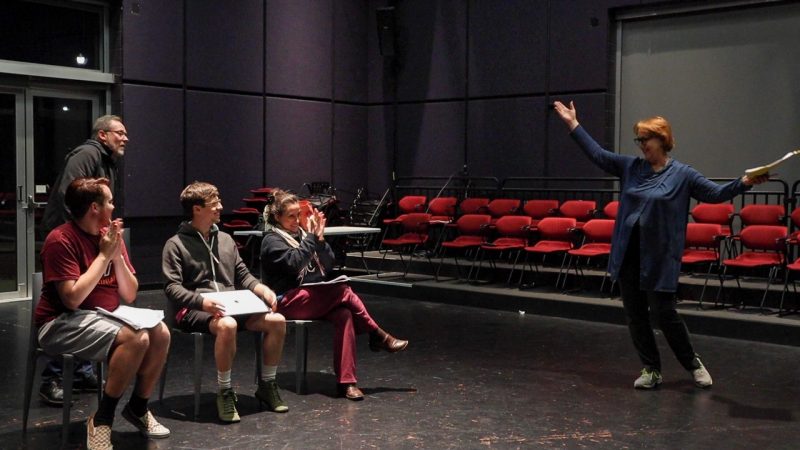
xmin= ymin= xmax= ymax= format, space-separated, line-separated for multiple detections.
xmin=0 ymin=90 xmax=24 ymax=300
xmin=0 ymin=86 xmax=101 ymax=302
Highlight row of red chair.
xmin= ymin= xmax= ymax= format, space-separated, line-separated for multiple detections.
xmin=378 ymin=204 xmax=800 ymax=315
xmin=384 ymin=195 xmax=616 ymax=229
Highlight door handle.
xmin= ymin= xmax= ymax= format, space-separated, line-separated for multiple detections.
xmin=23 ymin=195 xmax=47 ymax=210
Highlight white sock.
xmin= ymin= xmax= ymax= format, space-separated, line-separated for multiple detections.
xmin=217 ymin=370 xmax=232 ymax=390
xmin=261 ymin=365 xmax=277 ymax=382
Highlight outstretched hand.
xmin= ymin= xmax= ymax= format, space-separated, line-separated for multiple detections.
xmin=553 ymin=101 xmax=580 ymax=131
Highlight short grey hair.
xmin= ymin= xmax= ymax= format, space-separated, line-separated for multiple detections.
xmin=91 ymin=115 xmax=123 ymax=140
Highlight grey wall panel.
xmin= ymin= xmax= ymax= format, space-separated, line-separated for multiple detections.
xmin=186 ymin=0 xmax=263 ymax=93
xmin=122 ymin=84 xmax=184 ymax=217
xmin=333 ymin=104 xmax=367 ymax=204
xmin=396 ymin=102 xmax=465 ymax=177
xmin=334 ymin=0 xmax=367 ymax=103
xmin=266 ymin=0 xmax=332 ymax=99
xmin=549 ymin=0 xmax=636 ymax=93
xmin=394 ymin=0 xmax=466 ymax=102
xmin=547 ymin=93 xmax=609 ymax=178
xmin=367 ymin=105 xmax=394 ymax=197
xmin=185 ymin=91 xmax=264 ymax=203
xmin=265 ymin=97 xmax=332 ymax=193
xmin=467 ymin=97 xmax=546 ymax=178
xmin=468 ymin=0 xmax=547 ymax=97
xmin=122 ymin=1 xmax=183 ymax=84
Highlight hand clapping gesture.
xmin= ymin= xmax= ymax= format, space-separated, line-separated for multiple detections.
xmin=308 ymin=207 xmax=327 ymax=241
xmin=100 ymin=218 xmax=124 ymax=261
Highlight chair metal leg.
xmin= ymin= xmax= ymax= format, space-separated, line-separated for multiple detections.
xmin=158 ymin=357 xmax=168 ymax=403
xmin=192 ymin=333 xmax=203 ymax=419
xmin=62 ymin=354 xmax=74 ymax=447
xmin=22 ymin=350 xmax=38 ymax=434
xmin=254 ymin=332 xmax=263 ymax=384
xmin=779 ymin=271 xmax=790 ymax=315
xmin=293 ymin=322 xmax=310 ymax=395
xmin=758 ymin=266 xmax=778 ymax=311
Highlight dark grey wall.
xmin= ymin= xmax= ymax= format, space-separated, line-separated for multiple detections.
xmin=119 ymin=0 xmax=693 ymax=283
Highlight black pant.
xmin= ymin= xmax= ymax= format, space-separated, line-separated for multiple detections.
xmin=618 ymin=225 xmax=697 ymax=372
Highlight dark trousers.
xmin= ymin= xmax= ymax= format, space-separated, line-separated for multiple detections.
xmin=618 ymin=226 xmax=697 ymax=372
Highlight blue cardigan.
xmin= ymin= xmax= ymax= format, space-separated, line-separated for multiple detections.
xmin=570 ymin=126 xmax=749 ymax=292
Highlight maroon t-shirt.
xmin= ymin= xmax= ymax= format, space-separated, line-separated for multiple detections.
xmin=34 ymin=221 xmax=135 ymax=327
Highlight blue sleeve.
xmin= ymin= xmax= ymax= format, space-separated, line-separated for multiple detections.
xmin=569 ymin=125 xmax=633 ymax=178
xmin=687 ymin=167 xmax=749 ymax=203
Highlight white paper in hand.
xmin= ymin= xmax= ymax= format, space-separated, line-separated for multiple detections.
xmin=745 ymin=149 xmax=799 ymax=177
xmin=201 ymin=290 xmax=269 ymax=316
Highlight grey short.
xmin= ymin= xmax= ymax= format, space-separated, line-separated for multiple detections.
xmin=38 ymin=310 xmax=123 ymax=362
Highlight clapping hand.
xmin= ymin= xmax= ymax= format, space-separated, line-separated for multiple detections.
xmin=100 ymin=218 xmax=124 ymax=260
xmin=308 ymin=207 xmax=327 ymax=240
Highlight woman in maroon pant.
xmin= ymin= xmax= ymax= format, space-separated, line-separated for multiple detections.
xmin=260 ymin=189 xmax=408 ymax=400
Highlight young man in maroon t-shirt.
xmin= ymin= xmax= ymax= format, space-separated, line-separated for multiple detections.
xmin=35 ymin=177 xmax=171 ymax=449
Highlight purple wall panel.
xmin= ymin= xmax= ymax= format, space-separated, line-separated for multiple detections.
xmin=467 ymin=97 xmax=546 ymax=178
xmin=547 ymin=93 xmax=609 ymax=178
xmin=468 ymin=0 xmax=547 ymax=97
xmin=185 ymin=91 xmax=264 ymax=204
xmin=367 ymin=105 xmax=394 ymax=197
xmin=121 ymin=84 xmax=184 ymax=217
xmin=186 ymin=0 xmax=263 ymax=93
xmin=334 ymin=0 xmax=367 ymax=103
xmin=266 ymin=0 xmax=332 ymax=99
xmin=367 ymin=0 xmax=396 ymax=104
xmin=549 ymin=0 xmax=637 ymax=92
xmin=265 ymin=98 xmax=332 ymax=193
xmin=394 ymin=1 xmax=466 ymax=102
xmin=333 ymin=104 xmax=367 ymax=204
xmin=396 ymin=102 xmax=465 ymax=177
xmin=122 ymin=1 xmax=183 ymax=84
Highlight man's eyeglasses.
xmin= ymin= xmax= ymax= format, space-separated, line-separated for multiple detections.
xmin=104 ymin=129 xmax=128 ymax=138
xmin=633 ymin=136 xmax=652 ymax=145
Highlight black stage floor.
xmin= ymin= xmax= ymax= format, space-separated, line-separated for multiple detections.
xmin=3 ymin=284 xmax=799 ymax=449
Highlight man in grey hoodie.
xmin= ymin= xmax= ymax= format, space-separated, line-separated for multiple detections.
xmin=162 ymin=181 xmax=287 ymax=422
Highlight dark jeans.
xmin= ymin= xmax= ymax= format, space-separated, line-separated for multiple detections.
xmin=41 ymin=357 xmax=95 ymax=382
xmin=618 ymin=226 xmax=697 ymax=372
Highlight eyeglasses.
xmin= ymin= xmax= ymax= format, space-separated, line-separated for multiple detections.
xmin=633 ymin=136 xmax=652 ymax=145
xmin=104 ymin=129 xmax=128 ymax=138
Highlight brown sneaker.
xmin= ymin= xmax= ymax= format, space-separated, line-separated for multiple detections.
xmin=86 ymin=414 xmax=113 ymax=450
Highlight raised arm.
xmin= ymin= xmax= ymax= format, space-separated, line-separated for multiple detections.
xmin=553 ymin=101 xmax=631 ymax=177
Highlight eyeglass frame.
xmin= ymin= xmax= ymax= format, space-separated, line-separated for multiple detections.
xmin=633 ymin=135 xmax=655 ymax=145
xmin=103 ymin=129 xmax=128 ymax=138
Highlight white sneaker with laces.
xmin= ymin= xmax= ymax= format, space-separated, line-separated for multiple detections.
xmin=691 ymin=358 xmax=713 ymax=388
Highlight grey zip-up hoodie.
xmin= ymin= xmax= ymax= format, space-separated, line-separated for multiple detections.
xmin=162 ymin=221 xmax=260 ymax=321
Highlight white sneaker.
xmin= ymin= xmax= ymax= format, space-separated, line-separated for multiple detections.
xmin=633 ymin=368 xmax=663 ymax=389
xmin=691 ymin=358 xmax=713 ymax=388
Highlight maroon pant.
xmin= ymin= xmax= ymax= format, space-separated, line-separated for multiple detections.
xmin=277 ymin=283 xmax=379 ymax=383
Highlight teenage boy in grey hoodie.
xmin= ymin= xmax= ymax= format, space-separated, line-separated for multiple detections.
xmin=162 ymin=181 xmax=288 ymax=422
